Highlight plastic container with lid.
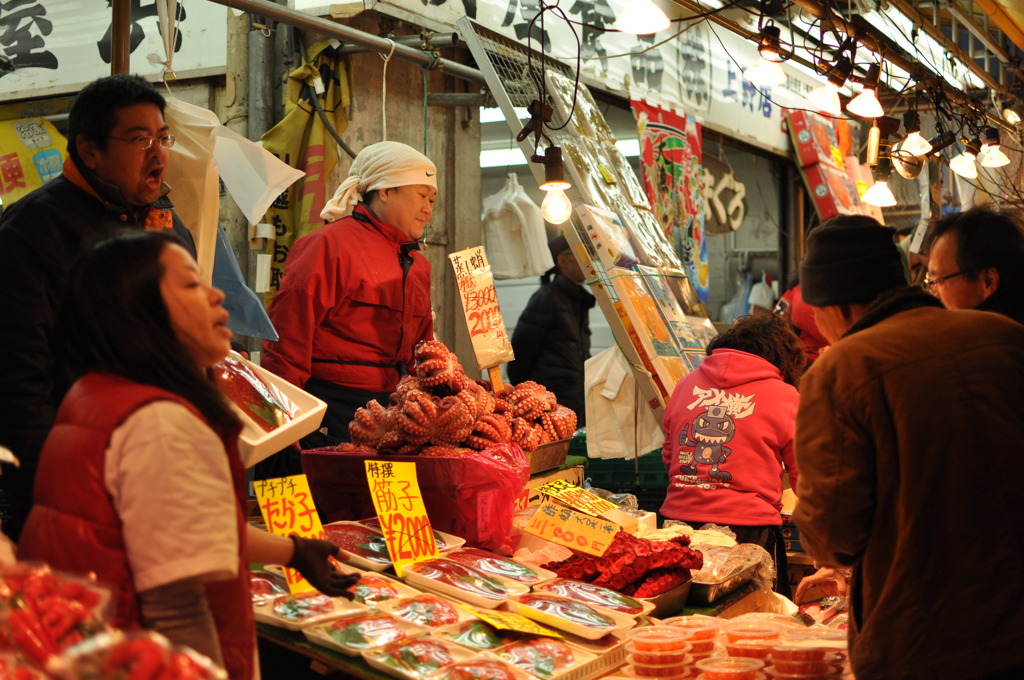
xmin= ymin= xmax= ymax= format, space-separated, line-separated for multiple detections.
xmin=695 ymin=656 xmax=765 ymax=680
xmin=625 ymin=641 xmax=691 ymax=666
xmin=763 ymin=664 xmax=842 ymax=680
xmin=723 ymin=638 xmax=776 ymax=660
xmin=722 ymin=621 xmax=786 ymax=644
xmin=626 ymin=626 xmax=694 ymax=653
xmin=616 ymin=662 xmax=692 ymax=679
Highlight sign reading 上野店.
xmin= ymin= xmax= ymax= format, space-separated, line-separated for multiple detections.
xmin=449 ymin=246 xmax=515 ymax=371
xmin=364 ymin=460 xmax=439 ymax=577
xmin=254 ymin=475 xmax=328 ymax=593
xmin=0 ymin=1 xmax=227 ymax=100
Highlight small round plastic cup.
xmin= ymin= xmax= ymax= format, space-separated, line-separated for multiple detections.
xmin=723 ymin=621 xmax=785 ymax=644
xmin=763 ymin=664 xmax=842 ymax=680
xmin=627 ymin=626 xmax=694 ymax=653
xmin=780 ymin=627 xmax=846 ymax=645
xmin=724 ymin=638 xmax=775 ymax=659
xmin=626 ymin=641 xmax=691 ymax=665
xmin=621 ymin=662 xmax=692 ymax=679
xmin=695 ymin=656 xmax=765 ymax=680
xmin=661 ymin=616 xmax=724 ymax=642
xmin=770 ymin=645 xmax=829 ymax=662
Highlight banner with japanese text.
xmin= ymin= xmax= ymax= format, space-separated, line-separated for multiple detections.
xmin=630 ymin=101 xmax=708 ymax=302
xmin=0 ymin=0 xmax=227 ymax=100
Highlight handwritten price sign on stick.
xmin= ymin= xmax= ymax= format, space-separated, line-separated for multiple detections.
xmin=536 ymin=479 xmax=639 ymax=531
xmin=525 ymin=501 xmax=618 ymax=556
xmin=253 ymin=474 xmax=327 ymax=593
xmin=449 ymin=246 xmax=514 ymax=389
xmin=364 ymin=460 xmax=439 ymax=577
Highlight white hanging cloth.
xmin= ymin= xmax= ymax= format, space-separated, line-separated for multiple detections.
xmin=584 ymin=346 xmax=665 ymax=460
xmin=482 ymin=173 xmax=553 ymax=279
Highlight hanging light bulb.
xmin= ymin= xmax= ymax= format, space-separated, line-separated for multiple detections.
xmin=614 ymin=0 xmax=671 ymax=35
xmin=862 ymin=157 xmax=897 ymax=207
xmin=866 ymin=121 xmax=881 ymax=166
xmin=846 ymin=64 xmax=884 ymax=118
xmin=949 ymin=138 xmax=981 ymax=179
xmin=807 ymin=57 xmax=852 ymax=116
xmin=743 ymin=25 xmax=787 ymax=87
xmin=899 ymin=111 xmax=933 ymax=156
xmin=535 ymin=146 xmax=573 ymax=224
xmin=979 ymin=126 xmax=1010 ymax=168
xmin=1003 ymin=106 xmax=1021 ymax=125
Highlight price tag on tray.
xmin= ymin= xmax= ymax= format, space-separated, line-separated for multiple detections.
xmin=254 ymin=474 xmax=329 ymax=594
xmin=468 ymin=606 xmax=563 ymax=638
xmin=364 ymin=460 xmax=440 ymax=576
xmin=525 ymin=501 xmax=618 ymax=556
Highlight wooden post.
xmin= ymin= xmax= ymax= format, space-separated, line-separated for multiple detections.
xmin=487 ymin=365 xmax=505 ymax=393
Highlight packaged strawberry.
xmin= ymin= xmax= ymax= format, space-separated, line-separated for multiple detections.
xmin=361 ymin=636 xmax=468 ymax=678
xmin=376 ymin=594 xmax=462 ymax=628
xmin=0 ymin=564 xmax=110 ymax=671
xmin=501 ymin=637 xmax=578 ymax=679
xmin=58 ymin=630 xmax=226 ymax=680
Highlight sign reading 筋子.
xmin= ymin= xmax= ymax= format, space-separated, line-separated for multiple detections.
xmin=364 ymin=459 xmax=439 ymax=577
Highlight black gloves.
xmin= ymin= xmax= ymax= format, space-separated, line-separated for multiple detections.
xmin=286 ymin=535 xmax=361 ymax=598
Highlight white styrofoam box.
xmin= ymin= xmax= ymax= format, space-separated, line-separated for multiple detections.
xmin=227 ymin=357 xmax=327 ymax=467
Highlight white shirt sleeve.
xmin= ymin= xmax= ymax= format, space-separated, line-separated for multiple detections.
xmin=105 ymin=401 xmax=240 ymax=593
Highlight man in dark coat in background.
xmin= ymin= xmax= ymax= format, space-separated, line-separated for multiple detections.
xmin=508 ymin=235 xmax=595 ymax=426
xmin=924 ymin=205 xmax=1024 ymax=325
xmin=0 ymin=74 xmax=195 ymax=541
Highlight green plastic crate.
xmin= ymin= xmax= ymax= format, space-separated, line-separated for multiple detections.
xmin=585 ymin=451 xmax=667 ymax=493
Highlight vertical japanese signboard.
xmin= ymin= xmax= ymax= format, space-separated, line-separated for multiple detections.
xmin=448 ymin=246 xmax=515 ymax=383
xmin=364 ymin=460 xmax=439 ymax=577
xmin=253 ymin=475 xmax=327 ymax=594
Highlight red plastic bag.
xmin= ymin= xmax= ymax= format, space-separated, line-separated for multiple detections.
xmin=302 ymin=444 xmax=529 ymax=552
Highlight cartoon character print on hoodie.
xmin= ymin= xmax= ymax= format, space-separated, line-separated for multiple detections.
xmin=660 ymin=349 xmax=798 ymax=527
xmin=676 ymin=392 xmax=755 ymax=482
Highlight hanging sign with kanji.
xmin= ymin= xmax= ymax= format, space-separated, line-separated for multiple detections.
xmin=448 ymin=246 xmax=515 ymax=371
xmin=253 ymin=474 xmax=327 ymax=593
xmin=525 ymin=501 xmax=618 ymax=556
xmin=536 ymin=479 xmax=639 ymax=531
xmin=364 ymin=460 xmax=439 ymax=577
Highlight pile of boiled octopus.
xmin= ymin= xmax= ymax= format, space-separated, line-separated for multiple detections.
xmin=342 ymin=340 xmax=577 ymax=456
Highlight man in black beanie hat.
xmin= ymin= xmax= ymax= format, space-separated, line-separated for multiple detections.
xmin=792 ymin=215 xmax=1024 ymax=680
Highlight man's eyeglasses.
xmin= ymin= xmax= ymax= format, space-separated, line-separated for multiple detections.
xmin=924 ymin=271 xmax=964 ymax=291
xmin=106 ymin=134 xmax=176 ymax=150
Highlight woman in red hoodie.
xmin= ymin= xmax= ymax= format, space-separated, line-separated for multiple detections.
xmin=660 ymin=314 xmax=804 ymax=596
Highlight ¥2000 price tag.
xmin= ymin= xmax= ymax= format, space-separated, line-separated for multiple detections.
xmin=253 ymin=474 xmax=326 ymax=594
xmin=525 ymin=501 xmax=618 ymax=556
xmin=365 ymin=460 xmax=439 ymax=576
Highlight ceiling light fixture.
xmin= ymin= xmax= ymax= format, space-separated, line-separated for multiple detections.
xmin=846 ymin=64 xmax=884 ymax=118
xmin=1002 ymin=105 xmax=1021 ymax=125
xmin=743 ymin=24 xmax=787 ymax=87
xmin=807 ymin=57 xmax=853 ymax=116
xmin=613 ymin=0 xmax=671 ymax=35
xmin=862 ymin=157 xmax=897 ymax=207
xmin=979 ymin=126 xmax=1010 ymax=168
xmin=534 ymin=145 xmax=573 ymax=224
xmin=900 ymin=110 xmax=933 ymax=157
xmin=926 ymin=130 xmax=957 ymax=156
xmin=949 ymin=137 xmax=981 ymax=179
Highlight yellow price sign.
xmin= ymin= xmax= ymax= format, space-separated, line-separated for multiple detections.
xmin=525 ymin=501 xmax=618 ymax=556
xmin=365 ymin=460 xmax=439 ymax=577
xmin=830 ymin=146 xmax=846 ymax=169
xmin=469 ymin=606 xmax=563 ymax=638
xmin=537 ymin=480 xmax=618 ymax=517
xmin=253 ymin=474 xmax=327 ymax=594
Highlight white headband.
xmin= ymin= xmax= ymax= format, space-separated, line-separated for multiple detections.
xmin=321 ymin=141 xmax=437 ymax=220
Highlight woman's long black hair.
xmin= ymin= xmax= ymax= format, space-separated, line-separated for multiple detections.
xmin=54 ymin=230 xmax=238 ymax=434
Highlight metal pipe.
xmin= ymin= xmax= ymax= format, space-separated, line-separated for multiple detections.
xmin=392 ymin=33 xmax=461 ymax=48
xmin=426 ymin=92 xmax=492 ymax=107
xmin=206 ymin=0 xmax=486 ymax=86
xmin=111 ymin=0 xmax=131 ymax=74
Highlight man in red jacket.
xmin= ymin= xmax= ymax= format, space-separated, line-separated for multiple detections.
xmin=260 ymin=141 xmax=436 ymax=476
